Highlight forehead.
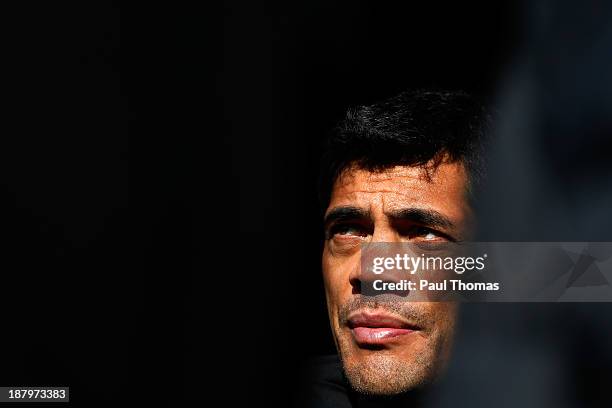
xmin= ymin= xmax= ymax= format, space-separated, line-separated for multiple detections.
xmin=327 ymin=163 xmax=471 ymax=218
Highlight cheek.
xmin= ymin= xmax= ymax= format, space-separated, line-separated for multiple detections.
xmin=322 ymin=250 xmax=341 ymax=306
xmin=429 ymin=303 xmax=458 ymax=334
xmin=322 ymin=248 xmax=360 ymax=333
xmin=322 ymin=247 xmax=356 ymax=299
xmin=322 ymin=250 xmax=342 ymax=339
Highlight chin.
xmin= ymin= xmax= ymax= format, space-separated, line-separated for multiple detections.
xmin=340 ymin=352 xmax=436 ymax=396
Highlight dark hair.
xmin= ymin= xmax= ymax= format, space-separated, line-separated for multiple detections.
xmin=318 ymin=90 xmax=490 ymax=210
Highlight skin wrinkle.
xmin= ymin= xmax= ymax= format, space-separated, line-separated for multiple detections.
xmin=322 ymin=161 xmax=470 ymax=396
xmin=326 ymin=165 xmax=472 ymax=242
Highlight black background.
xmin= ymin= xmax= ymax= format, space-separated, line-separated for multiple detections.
xmin=4 ymin=1 xmax=612 ymax=407
xmin=222 ymin=1 xmax=520 ymax=406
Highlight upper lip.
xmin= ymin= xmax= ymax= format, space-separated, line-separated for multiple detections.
xmin=346 ymin=310 xmax=421 ymax=330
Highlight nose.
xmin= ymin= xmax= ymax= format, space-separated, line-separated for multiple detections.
xmin=348 ymin=227 xmax=408 ymax=296
xmin=370 ymin=223 xmax=399 ymax=244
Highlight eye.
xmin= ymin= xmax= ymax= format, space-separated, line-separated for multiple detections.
xmin=408 ymin=226 xmax=450 ymax=242
xmin=423 ymin=230 xmax=439 ymax=240
xmin=327 ymin=223 xmax=370 ymax=239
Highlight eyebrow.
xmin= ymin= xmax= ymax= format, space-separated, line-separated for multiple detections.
xmin=323 ymin=206 xmax=371 ymax=227
xmin=323 ymin=206 xmax=454 ymax=229
xmin=386 ymin=208 xmax=455 ymax=229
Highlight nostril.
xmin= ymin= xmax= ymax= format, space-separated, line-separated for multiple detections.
xmin=350 ymin=276 xmax=361 ymax=294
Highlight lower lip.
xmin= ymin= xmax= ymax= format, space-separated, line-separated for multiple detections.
xmin=352 ymin=327 xmax=415 ymax=345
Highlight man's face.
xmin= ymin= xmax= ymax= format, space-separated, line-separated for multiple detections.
xmin=322 ymin=161 xmax=472 ymax=395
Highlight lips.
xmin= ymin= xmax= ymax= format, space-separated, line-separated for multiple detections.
xmin=347 ymin=310 xmax=419 ymax=345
